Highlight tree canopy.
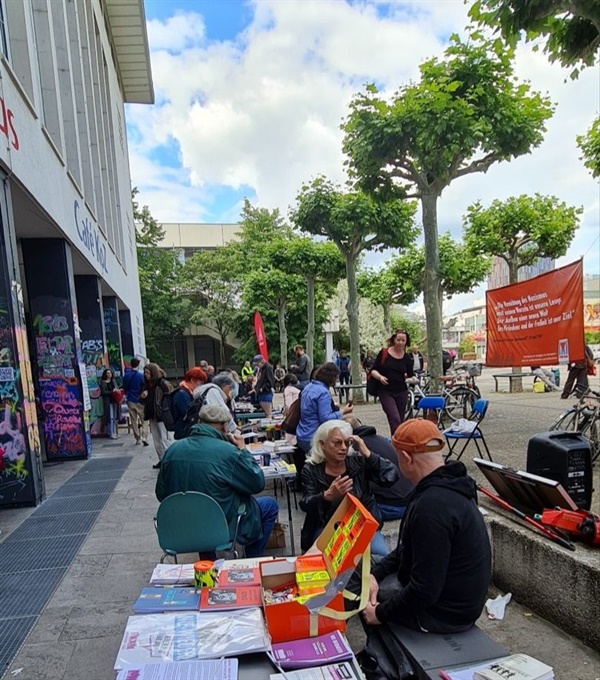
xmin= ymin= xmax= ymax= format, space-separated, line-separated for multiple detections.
xmin=468 ymin=0 xmax=600 ymax=78
xmin=577 ymin=116 xmax=600 ymax=177
xmin=342 ymin=37 xmax=554 ymax=380
xmin=291 ymin=177 xmax=417 ymax=389
xmin=463 ymin=193 xmax=582 ymax=284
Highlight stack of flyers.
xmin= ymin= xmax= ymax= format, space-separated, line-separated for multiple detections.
xmin=149 ymin=564 xmax=195 ymax=586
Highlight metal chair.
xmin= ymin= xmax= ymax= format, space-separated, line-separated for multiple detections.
xmin=154 ymin=491 xmax=245 ymax=563
xmin=443 ymin=398 xmax=492 ymax=462
xmin=414 ymin=395 xmax=446 ymax=429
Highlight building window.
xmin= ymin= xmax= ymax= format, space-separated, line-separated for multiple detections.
xmin=0 ymin=1 xmax=9 ymax=58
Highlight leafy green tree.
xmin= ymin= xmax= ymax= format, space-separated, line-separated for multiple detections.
xmin=389 ymin=311 xmax=426 ymax=350
xmin=468 ymin=0 xmax=600 ymax=78
xmin=272 ymin=238 xmax=346 ymax=362
xmin=357 ymin=265 xmax=419 ymax=335
xmin=133 ymin=190 xmax=192 ymax=366
xmin=459 ymin=334 xmax=476 ymax=358
xmin=181 ymin=249 xmax=242 ymax=368
xmin=463 ymin=194 xmax=582 ymax=283
xmin=463 ymin=193 xmax=581 ymax=391
xmin=342 ymin=38 xmax=554 ymax=381
xmin=291 ymin=178 xmax=417 ymax=390
xmin=577 ymin=116 xmax=600 ymax=177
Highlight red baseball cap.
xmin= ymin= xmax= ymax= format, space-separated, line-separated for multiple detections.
xmin=392 ymin=419 xmax=445 ymax=454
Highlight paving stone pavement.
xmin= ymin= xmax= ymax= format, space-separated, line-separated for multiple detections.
xmin=0 ymin=365 xmax=598 ymax=678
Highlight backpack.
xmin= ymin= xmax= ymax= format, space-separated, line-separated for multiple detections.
xmin=281 ymin=397 xmax=301 ymax=435
xmin=182 ymin=385 xmax=218 ymax=437
xmin=159 ymin=386 xmax=179 ymax=431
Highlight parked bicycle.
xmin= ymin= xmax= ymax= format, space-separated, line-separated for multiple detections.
xmin=550 ymin=388 xmax=600 ymax=463
xmin=405 ymin=368 xmax=480 ymax=423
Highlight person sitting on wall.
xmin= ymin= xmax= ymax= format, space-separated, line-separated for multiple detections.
xmin=530 ymin=365 xmax=559 ymax=392
xmin=155 ymin=404 xmax=279 ymax=557
xmin=361 ymin=419 xmax=491 ymax=633
xmin=172 ymin=367 xmax=208 ymax=440
xmin=343 ymin=415 xmax=414 ymax=520
xmin=300 ymin=420 xmax=399 ymax=556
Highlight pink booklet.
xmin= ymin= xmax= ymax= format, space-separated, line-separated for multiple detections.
xmin=270 ymin=631 xmax=353 ymax=669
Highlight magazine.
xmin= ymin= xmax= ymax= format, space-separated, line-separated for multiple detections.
xmin=114 ymin=609 xmax=270 ymax=669
xmin=269 ymin=661 xmax=360 ymax=680
xmin=199 ymin=586 xmax=262 ymax=611
xmin=149 ymin=564 xmax=195 ymax=586
xmin=217 ymin=567 xmax=261 ymax=587
xmin=473 ymin=654 xmax=553 ymax=680
xmin=133 ymin=587 xmax=200 ymax=614
xmin=115 ymin=658 xmax=238 ymax=679
xmin=270 ymin=631 xmax=354 ymax=669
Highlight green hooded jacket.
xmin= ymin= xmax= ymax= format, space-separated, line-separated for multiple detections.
xmin=155 ymin=424 xmax=265 ymax=545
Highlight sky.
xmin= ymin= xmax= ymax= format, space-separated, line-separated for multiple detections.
xmin=126 ymin=0 xmax=600 ymax=316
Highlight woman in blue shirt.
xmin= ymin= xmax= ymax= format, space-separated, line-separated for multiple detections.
xmin=296 ymin=362 xmax=353 ymax=480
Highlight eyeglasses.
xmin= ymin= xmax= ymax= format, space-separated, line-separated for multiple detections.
xmin=329 ymin=439 xmax=350 ymax=449
xmin=394 ymin=329 xmax=407 ymax=334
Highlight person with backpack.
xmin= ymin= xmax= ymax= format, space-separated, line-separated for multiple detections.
xmin=123 ymin=358 xmax=149 ymax=446
xmin=190 ymin=372 xmax=237 ymax=435
xmin=172 ymin=367 xmax=208 ymax=440
xmin=141 ymin=362 xmax=173 ymax=469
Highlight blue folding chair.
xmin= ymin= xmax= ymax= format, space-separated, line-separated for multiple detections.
xmin=443 ymin=398 xmax=492 ymax=462
xmin=414 ymin=395 xmax=445 ymax=429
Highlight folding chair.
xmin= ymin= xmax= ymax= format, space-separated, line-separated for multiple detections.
xmin=443 ymin=398 xmax=492 ymax=462
xmin=154 ymin=491 xmax=245 ymax=563
xmin=414 ymin=395 xmax=445 ymax=429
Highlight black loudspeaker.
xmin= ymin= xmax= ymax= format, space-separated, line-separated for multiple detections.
xmin=527 ymin=431 xmax=593 ymax=510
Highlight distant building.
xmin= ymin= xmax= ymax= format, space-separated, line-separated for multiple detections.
xmin=442 ymin=305 xmax=487 ymax=360
xmin=155 ymin=223 xmax=242 ymax=375
xmin=488 ymin=256 xmax=555 ymax=290
xmin=583 ymin=274 xmax=600 ymax=332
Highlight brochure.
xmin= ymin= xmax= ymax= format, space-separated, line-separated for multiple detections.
xmin=115 ymin=658 xmax=238 ymax=680
xmin=199 ymin=586 xmax=262 ymax=611
xmin=270 ymin=631 xmax=354 ymax=669
xmin=149 ymin=564 xmax=195 ymax=586
xmin=217 ymin=567 xmax=261 ymax=587
xmin=269 ymin=661 xmax=360 ymax=680
xmin=133 ymin=587 xmax=200 ymax=614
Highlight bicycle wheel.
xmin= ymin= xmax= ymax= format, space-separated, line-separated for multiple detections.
xmin=404 ymin=390 xmax=415 ymax=420
xmin=550 ymin=408 xmax=579 ymax=432
xmin=578 ymin=415 xmax=600 ymax=463
xmin=444 ymin=387 xmax=478 ymax=422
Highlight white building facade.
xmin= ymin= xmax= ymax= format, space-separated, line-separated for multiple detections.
xmin=0 ymin=0 xmax=153 ymax=507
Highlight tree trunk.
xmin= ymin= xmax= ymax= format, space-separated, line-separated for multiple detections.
xmin=219 ymin=333 xmax=226 ymax=369
xmin=277 ymin=302 xmax=288 ymax=369
xmin=421 ymin=191 xmax=443 ymax=390
xmin=382 ymin=302 xmax=391 ymax=336
xmin=508 ymin=259 xmax=523 ymax=393
xmin=306 ymin=276 xmax=315 ymax=367
xmin=345 ymin=252 xmax=364 ymax=402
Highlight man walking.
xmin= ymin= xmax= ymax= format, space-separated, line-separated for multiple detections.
xmin=122 ymin=358 xmax=148 ymax=446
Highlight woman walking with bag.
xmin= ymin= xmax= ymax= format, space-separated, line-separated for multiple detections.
xmin=370 ymin=329 xmax=414 ymax=435
xmin=141 ymin=362 xmax=173 ymax=469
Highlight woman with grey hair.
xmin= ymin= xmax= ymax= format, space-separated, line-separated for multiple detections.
xmin=299 ymin=420 xmax=398 ymax=554
xmin=192 ymin=372 xmax=237 ymax=433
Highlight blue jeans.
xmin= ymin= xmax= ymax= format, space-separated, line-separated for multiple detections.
xmin=371 ymin=531 xmax=390 ymax=556
xmin=245 ymin=496 xmax=280 ymax=557
xmin=379 ymin=503 xmax=407 ymax=521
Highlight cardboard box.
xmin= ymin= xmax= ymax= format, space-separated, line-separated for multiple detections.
xmin=260 ymin=493 xmax=378 ymax=643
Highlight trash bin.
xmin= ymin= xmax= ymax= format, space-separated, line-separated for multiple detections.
xmin=552 ymin=368 xmax=560 ymax=387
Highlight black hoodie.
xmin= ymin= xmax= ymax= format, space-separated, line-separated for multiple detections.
xmin=372 ymin=461 xmax=491 ymax=628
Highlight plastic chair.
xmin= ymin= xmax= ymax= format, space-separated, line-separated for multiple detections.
xmin=414 ymin=395 xmax=445 ymax=429
xmin=443 ymin=398 xmax=492 ymax=462
xmin=154 ymin=491 xmax=245 ymax=563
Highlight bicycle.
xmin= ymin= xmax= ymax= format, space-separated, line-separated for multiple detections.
xmin=550 ymin=388 xmax=600 ymax=463
xmin=405 ymin=371 xmax=479 ymax=423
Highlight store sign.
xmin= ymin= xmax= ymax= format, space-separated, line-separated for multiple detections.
xmin=0 ymin=95 xmax=19 ymax=150
xmin=73 ymin=200 xmax=108 ymax=274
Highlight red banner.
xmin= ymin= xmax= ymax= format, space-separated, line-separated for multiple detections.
xmin=486 ymin=260 xmax=584 ymax=367
xmin=253 ymin=311 xmax=269 ymax=361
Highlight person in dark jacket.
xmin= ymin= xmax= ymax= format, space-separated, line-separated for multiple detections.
xmin=155 ymin=404 xmax=279 ymax=557
xmin=123 ymin=358 xmax=148 ymax=446
xmin=561 ymin=344 xmax=594 ymax=398
xmin=172 ymin=367 xmax=207 ymax=440
xmin=300 ymin=420 xmax=399 ymax=556
xmin=253 ymin=355 xmax=275 ymax=416
xmin=362 ymin=419 xmax=491 ymax=633
xmin=99 ymin=368 xmax=119 ymax=439
xmin=343 ymin=415 xmax=414 ymax=520
xmin=141 ymin=362 xmax=173 ymax=468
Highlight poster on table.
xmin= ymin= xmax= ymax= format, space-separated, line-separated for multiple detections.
xmin=486 ymin=260 xmax=584 ymax=367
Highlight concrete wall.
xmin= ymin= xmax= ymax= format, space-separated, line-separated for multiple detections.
xmin=486 ymin=514 xmax=600 ymax=651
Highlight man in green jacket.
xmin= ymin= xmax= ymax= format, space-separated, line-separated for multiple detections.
xmin=155 ymin=404 xmax=279 ymax=557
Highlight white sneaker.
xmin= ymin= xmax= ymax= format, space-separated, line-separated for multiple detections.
xmin=135 ymin=439 xmax=141 ymax=445
xmin=110 ymin=434 xmax=118 ymax=439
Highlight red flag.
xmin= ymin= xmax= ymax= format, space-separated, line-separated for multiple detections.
xmin=253 ymin=311 xmax=269 ymax=361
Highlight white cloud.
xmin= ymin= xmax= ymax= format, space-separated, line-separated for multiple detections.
xmin=128 ymin=0 xmax=600 ymax=291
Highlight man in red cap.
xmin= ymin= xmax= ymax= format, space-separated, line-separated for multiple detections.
xmin=362 ymin=419 xmax=491 ymax=633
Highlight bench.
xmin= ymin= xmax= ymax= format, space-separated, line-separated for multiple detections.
xmin=492 ymin=372 xmax=536 ymax=392
xmin=334 ymin=383 xmax=371 ymax=403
